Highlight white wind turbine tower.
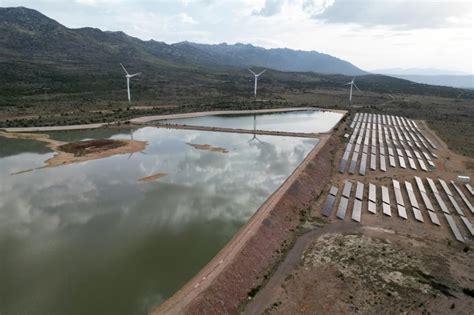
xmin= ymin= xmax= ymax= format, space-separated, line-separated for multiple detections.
xmin=248 ymin=68 xmax=266 ymax=98
xmin=345 ymin=78 xmax=361 ymax=105
xmin=120 ymin=63 xmax=141 ymax=103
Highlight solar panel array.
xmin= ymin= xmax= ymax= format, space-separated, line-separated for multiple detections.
xmin=322 ymin=176 xmax=473 ymax=243
xmin=340 ymin=113 xmax=437 ymax=174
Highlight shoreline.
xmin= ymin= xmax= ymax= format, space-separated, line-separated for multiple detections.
xmin=151 ymin=122 xmax=341 ymax=314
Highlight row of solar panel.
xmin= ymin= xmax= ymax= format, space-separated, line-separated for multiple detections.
xmin=321 ymin=177 xmax=473 ymax=242
xmin=340 ymin=115 xmax=436 ymax=174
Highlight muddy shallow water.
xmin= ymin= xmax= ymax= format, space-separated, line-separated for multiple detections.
xmin=0 ymin=127 xmax=319 ymax=315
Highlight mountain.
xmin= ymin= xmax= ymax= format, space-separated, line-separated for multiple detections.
xmin=0 ymin=6 xmax=473 ymax=108
xmin=0 ymin=7 xmax=365 ymax=76
xmin=173 ymin=42 xmax=366 ymax=75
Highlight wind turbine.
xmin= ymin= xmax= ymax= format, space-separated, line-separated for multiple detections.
xmin=120 ymin=63 xmax=141 ymax=103
xmin=345 ymin=78 xmax=361 ymax=105
xmin=248 ymin=114 xmax=264 ymax=144
xmin=248 ymin=68 xmax=266 ymax=98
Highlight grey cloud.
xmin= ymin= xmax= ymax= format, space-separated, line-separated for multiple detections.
xmin=313 ymin=0 xmax=472 ymax=29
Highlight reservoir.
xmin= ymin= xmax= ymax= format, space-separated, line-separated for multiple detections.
xmin=160 ymin=110 xmax=343 ymax=133
xmin=0 ymin=126 xmax=319 ymax=315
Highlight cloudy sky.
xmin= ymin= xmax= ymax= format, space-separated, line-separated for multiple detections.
xmin=1 ymin=0 xmax=473 ymax=73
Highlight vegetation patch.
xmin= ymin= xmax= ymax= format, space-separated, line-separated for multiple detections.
xmin=58 ymin=139 xmax=126 ymax=156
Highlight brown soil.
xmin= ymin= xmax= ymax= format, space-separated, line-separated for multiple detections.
xmin=186 ymin=143 xmax=229 ymax=153
xmin=138 ymin=173 xmax=168 ymax=182
xmin=45 ymin=139 xmax=146 ymax=167
xmin=242 ymin=114 xmax=474 ymax=315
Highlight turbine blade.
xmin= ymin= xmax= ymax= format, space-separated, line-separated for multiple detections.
xmin=248 ymin=68 xmax=257 ymax=76
xmin=120 ymin=63 xmax=129 ymax=75
xmin=256 ymin=69 xmax=266 ymax=76
xmin=353 ymin=83 xmax=361 ymax=92
xmin=130 ymin=73 xmax=141 ymax=77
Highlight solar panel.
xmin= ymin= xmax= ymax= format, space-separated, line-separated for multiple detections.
xmin=438 ymin=179 xmax=453 ymax=196
xmin=398 ymin=156 xmax=407 ymax=169
xmin=465 ymin=183 xmax=474 ymax=196
xmin=427 ymin=211 xmax=441 ymax=226
xmin=338 ymin=159 xmax=348 ymax=174
xmin=394 ymin=188 xmax=405 ymax=206
xmin=359 ymin=153 xmax=367 ymax=176
xmin=447 ymin=195 xmax=465 ymax=216
xmin=405 ymin=182 xmax=420 ymax=209
xmin=460 ymin=216 xmax=474 ymax=236
xmin=444 ymin=214 xmax=465 ymax=243
xmin=381 ymin=186 xmax=390 ymax=204
xmin=418 ymin=159 xmax=428 ymax=172
xmin=336 ymin=197 xmax=349 ymax=219
xmin=388 ymin=146 xmax=394 ymax=156
xmin=433 ymin=193 xmax=450 ymax=214
xmin=393 ymin=179 xmax=401 ymax=190
xmin=363 ymin=145 xmax=368 ymax=154
xmin=369 ymin=183 xmax=376 ymax=202
xmin=397 ymin=205 xmax=408 ymax=219
xmin=379 ymin=145 xmax=386 ymax=156
xmin=368 ymin=201 xmax=377 ymax=214
xmin=342 ymin=181 xmax=353 ymax=198
xmin=383 ymin=203 xmax=392 ymax=216
xmin=426 ymin=178 xmax=439 ymax=194
xmin=380 ymin=156 xmax=387 ymax=171
xmin=412 ymin=208 xmax=424 ymax=222
xmin=355 ymin=182 xmax=364 ymax=200
xmin=349 ymin=151 xmax=359 ymax=174
xmin=408 ymin=158 xmax=417 ymax=170
xmin=352 ymin=199 xmax=362 ymax=222
xmin=420 ymin=192 xmax=435 ymax=212
xmin=370 ymin=154 xmax=377 ymax=171
xmin=329 ymin=186 xmax=338 ymax=196
xmin=415 ymin=176 xmax=426 ymax=193
xmin=322 ymin=194 xmax=337 ymax=217
xmin=389 ymin=155 xmax=396 ymax=167
xmin=450 ymin=181 xmax=473 ymax=213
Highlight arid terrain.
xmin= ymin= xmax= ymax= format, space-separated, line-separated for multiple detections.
xmin=241 ymin=113 xmax=473 ymax=314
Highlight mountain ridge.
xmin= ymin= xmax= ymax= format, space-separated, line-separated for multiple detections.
xmin=0 ymin=6 xmax=365 ymax=76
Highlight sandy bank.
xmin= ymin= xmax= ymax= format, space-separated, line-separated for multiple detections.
xmin=138 ymin=173 xmax=168 ymax=182
xmin=186 ymin=143 xmax=229 ymax=153
xmin=1 ymin=131 xmax=146 ymax=171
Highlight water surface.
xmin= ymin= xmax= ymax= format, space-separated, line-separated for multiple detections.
xmin=0 ymin=127 xmax=319 ymax=315
xmin=160 ymin=110 xmax=343 ymax=133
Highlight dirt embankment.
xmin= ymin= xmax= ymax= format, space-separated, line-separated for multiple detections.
xmin=152 ymin=130 xmax=341 ymax=314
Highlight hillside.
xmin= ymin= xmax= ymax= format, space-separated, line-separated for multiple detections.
xmin=0 ymin=6 xmax=473 ymax=113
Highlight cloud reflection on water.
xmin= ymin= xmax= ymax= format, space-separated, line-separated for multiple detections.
xmin=0 ymin=127 xmax=318 ymax=315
